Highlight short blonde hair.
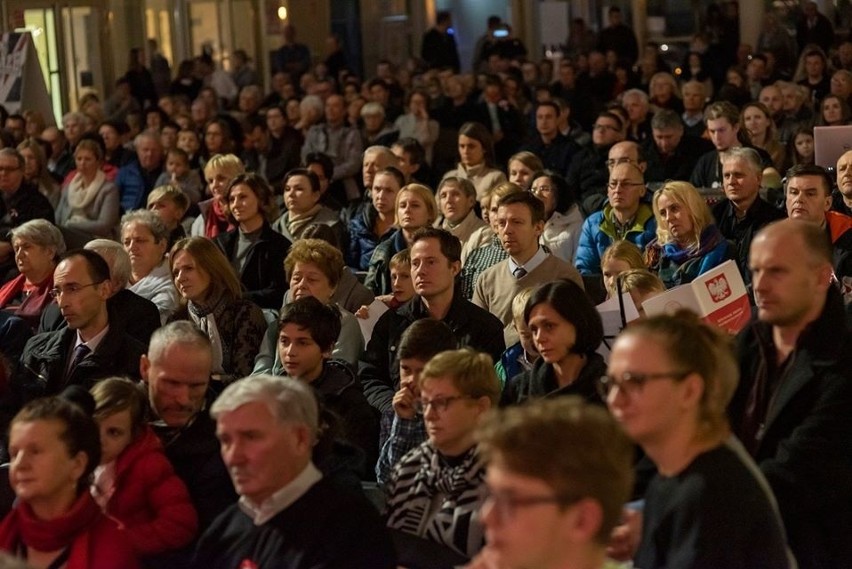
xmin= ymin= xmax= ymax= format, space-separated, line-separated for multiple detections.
xmin=395 ymin=183 xmax=438 ymax=226
xmin=203 ymin=153 xmax=244 ymax=180
xmin=652 ymin=181 xmax=714 ymax=247
xmin=147 ymin=185 xmax=190 ymax=212
xmin=511 ymin=287 xmax=534 ymax=323
xmin=601 ymin=241 xmax=645 ymax=271
xmin=419 ymin=348 xmax=501 ymax=406
xmin=618 ymin=268 xmax=665 ymax=295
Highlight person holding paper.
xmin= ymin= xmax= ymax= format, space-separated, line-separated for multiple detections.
xmin=644 ymin=181 xmax=735 ymax=289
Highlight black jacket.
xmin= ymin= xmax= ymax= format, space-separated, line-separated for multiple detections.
xmin=214 ymin=223 xmax=291 ymax=310
xmin=501 ymin=352 xmax=607 ymax=406
xmin=359 ymin=291 xmax=505 ymax=414
xmin=642 ymin=135 xmax=714 ymax=185
xmin=730 ymin=287 xmax=852 ymax=569
xmin=712 ymin=197 xmax=785 ymax=289
xmin=10 ymin=325 xmax=145 ymax=422
xmin=38 ymin=288 xmax=161 ymax=346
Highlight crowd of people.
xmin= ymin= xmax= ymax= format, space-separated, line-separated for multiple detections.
xmin=0 ymin=2 xmax=846 ymax=568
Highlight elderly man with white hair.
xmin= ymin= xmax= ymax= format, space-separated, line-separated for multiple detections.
xmin=192 ymin=374 xmax=396 ymax=569
xmin=116 ymin=130 xmax=165 ymax=212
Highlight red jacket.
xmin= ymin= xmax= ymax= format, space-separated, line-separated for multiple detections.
xmin=104 ymin=426 xmax=198 ymax=555
xmin=826 ymin=210 xmax=852 ymax=244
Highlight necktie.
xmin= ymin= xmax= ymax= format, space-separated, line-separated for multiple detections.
xmin=514 ymin=267 xmax=528 ymax=279
xmin=72 ymin=344 xmax=91 ymax=368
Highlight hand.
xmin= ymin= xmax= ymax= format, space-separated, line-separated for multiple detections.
xmin=606 ymin=507 xmax=642 ymax=561
xmin=392 ymin=385 xmax=417 ymax=420
xmin=354 ymin=305 xmax=370 ymax=319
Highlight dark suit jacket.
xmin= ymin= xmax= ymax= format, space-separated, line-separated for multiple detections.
xmin=730 ymin=287 xmax=852 ymax=569
xmin=214 ymin=223 xmax=291 ymax=310
xmin=39 ymin=288 xmax=160 ymax=346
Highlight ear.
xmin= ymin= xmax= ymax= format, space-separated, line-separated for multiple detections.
xmin=475 ymin=395 xmax=493 ymax=416
xmin=678 ymin=372 xmax=705 ymax=411
xmin=450 ymin=260 xmax=461 ymax=277
xmin=70 ymin=450 xmax=88 ymax=482
xmin=534 ymin=219 xmax=545 ymax=237
xmin=564 ymin=498 xmax=604 ymax=543
xmin=139 ymin=354 xmax=150 ymax=383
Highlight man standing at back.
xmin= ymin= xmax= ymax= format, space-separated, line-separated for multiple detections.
xmin=730 ymin=219 xmax=852 ymax=569
xmin=474 ymin=192 xmax=583 ymax=346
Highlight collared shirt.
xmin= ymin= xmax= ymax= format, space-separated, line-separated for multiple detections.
xmin=238 ymin=462 xmax=323 ymax=526
xmin=74 ymin=324 xmax=109 ymax=354
xmin=508 ymin=246 xmax=547 ymax=278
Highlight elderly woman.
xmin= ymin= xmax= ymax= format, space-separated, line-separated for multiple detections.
xmin=274 ymin=168 xmax=344 ymax=243
xmin=365 ymin=183 xmax=438 ymax=296
xmin=442 ymin=122 xmax=507 ymax=201
xmin=214 ymin=173 xmax=290 ymax=310
xmin=602 ymin=312 xmax=791 ymax=567
xmin=645 ymin=181 xmax=733 ymax=289
xmin=121 ymin=209 xmax=180 ymax=324
xmin=169 ymin=237 xmax=266 ymax=382
xmin=502 ymin=280 xmax=606 ymax=405
xmin=433 ymin=177 xmax=485 ymax=247
xmin=190 ymin=153 xmax=244 ymax=238
xmin=386 ymin=349 xmax=499 ymax=562
xmin=0 ymin=393 xmax=139 ymax=567
xmin=18 ymin=140 xmax=59 ymax=208
xmin=253 ymin=239 xmax=364 ymax=374
xmin=0 ymin=220 xmax=65 ymax=330
xmin=55 ymin=138 xmax=120 ymax=239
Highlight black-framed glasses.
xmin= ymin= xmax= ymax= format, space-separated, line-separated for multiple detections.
xmin=597 ymin=371 xmax=690 ymax=399
xmin=414 ymin=395 xmax=471 ymax=414
xmin=482 ymin=488 xmax=578 ymax=522
xmin=530 ymin=185 xmax=554 ymax=196
xmin=49 ymin=281 xmax=104 ymax=299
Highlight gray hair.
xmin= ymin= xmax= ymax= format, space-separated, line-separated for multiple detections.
xmin=148 ymin=320 xmax=212 ymax=364
xmin=681 ymin=80 xmax=707 ymax=96
xmin=84 ymin=239 xmax=132 ymax=289
xmin=120 ymin=209 xmax=170 ymax=244
xmin=240 ymin=84 xmax=262 ymax=100
xmin=622 ymin=88 xmax=649 ymax=105
xmin=134 ymin=129 xmax=162 ymax=149
xmin=211 ymin=374 xmax=319 ymax=442
xmin=62 ymin=111 xmax=86 ymax=126
xmin=438 ymin=176 xmax=477 ymax=199
xmin=651 ymin=109 xmax=684 ymax=131
xmin=719 ymin=146 xmax=763 ymax=176
xmin=360 ymin=102 xmax=386 ymax=118
xmin=0 ymin=148 xmax=24 ymax=170
xmin=363 ymin=145 xmax=397 ymax=164
xmin=299 ymin=95 xmax=324 ymax=116
xmin=9 ymin=219 xmax=66 ymax=256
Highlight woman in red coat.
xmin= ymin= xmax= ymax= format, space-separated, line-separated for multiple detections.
xmin=0 ymin=390 xmax=140 ymax=568
xmin=90 ymin=377 xmax=198 ymax=556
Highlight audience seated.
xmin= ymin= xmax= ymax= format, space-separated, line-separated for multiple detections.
xmin=442 ymin=122 xmax=507 ymax=201
xmin=433 ymin=177 xmax=485 ymax=247
xmin=386 ymin=349 xmax=499 ymax=563
xmin=274 ymin=168 xmax=343 ymax=244
xmin=531 ymin=170 xmax=582 ymax=263
xmin=190 ymin=153 xmax=243 ymax=238
xmin=348 ymin=166 xmax=402 ymax=271
xmin=645 ymin=181 xmax=734 ymax=288
xmin=214 ymin=173 xmax=290 ymax=309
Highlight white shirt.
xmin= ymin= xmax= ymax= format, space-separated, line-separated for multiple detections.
xmin=238 ymin=462 xmax=323 ymax=526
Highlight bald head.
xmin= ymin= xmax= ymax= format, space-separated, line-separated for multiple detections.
xmin=836 ymin=150 xmax=852 ymax=199
xmin=607 ymin=141 xmax=646 ymax=173
xmin=759 ymin=85 xmax=783 ymax=116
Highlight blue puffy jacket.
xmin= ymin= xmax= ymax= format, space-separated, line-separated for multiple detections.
xmin=574 ymin=202 xmax=657 ymax=275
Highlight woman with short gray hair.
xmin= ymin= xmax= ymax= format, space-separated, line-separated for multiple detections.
xmin=0 ymin=219 xmax=65 ymax=329
xmin=121 ymin=208 xmax=179 ymax=323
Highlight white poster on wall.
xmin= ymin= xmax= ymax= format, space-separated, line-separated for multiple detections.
xmin=0 ymin=32 xmax=53 ymax=122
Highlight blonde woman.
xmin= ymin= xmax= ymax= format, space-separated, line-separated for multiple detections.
xmin=190 ymin=153 xmax=244 ymax=238
xmin=645 ymin=181 xmax=733 ymax=288
xmin=365 ymin=183 xmax=438 ymax=295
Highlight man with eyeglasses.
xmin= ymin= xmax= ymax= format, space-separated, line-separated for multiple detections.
xmin=575 ymin=159 xmax=657 ymax=276
xmin=9 ymin=250 xmax=144 ymax=417
xmin=730 ymin=219 xmax=852 ymax=569
xmin=0 ymin=148 xmax=55 ymax=283
xmin=466 ymin=397 xmax=633 ymax=569
xmin=566 ymin=111 xmax=626 ymax=216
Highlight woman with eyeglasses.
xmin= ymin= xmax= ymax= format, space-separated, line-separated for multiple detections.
xmin=385 ymin=348 xmax=500 ymax=563
xmin=502 ymin=279 xmax=606 ymax=406
xmin=530 ymin=170 xmax=582 ymax=263
xmin=601 ymin=311 xmax=792 ymax=568
xmin=644 ymin=181 xmax=734 ymax=289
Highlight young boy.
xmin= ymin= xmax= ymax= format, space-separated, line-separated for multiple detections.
xmin=176 ymin=128 xmax=201 ymax=168
xmin=495 ymin=287 xmax=539 ymax=387
xmin=147 ymin=184 xmax=190 ymax=249
xmin=277 ymin=296 xmax=379 ymax=473
xmin=469 ymin=398 xmax=634 ymax=569
xmin=154 ymin=148 xmax=202 ymax=205
xmin=355 ymin=248 xmax=414 ymax=320
xmin=375 ymin=318 xmax=456 ymax=485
